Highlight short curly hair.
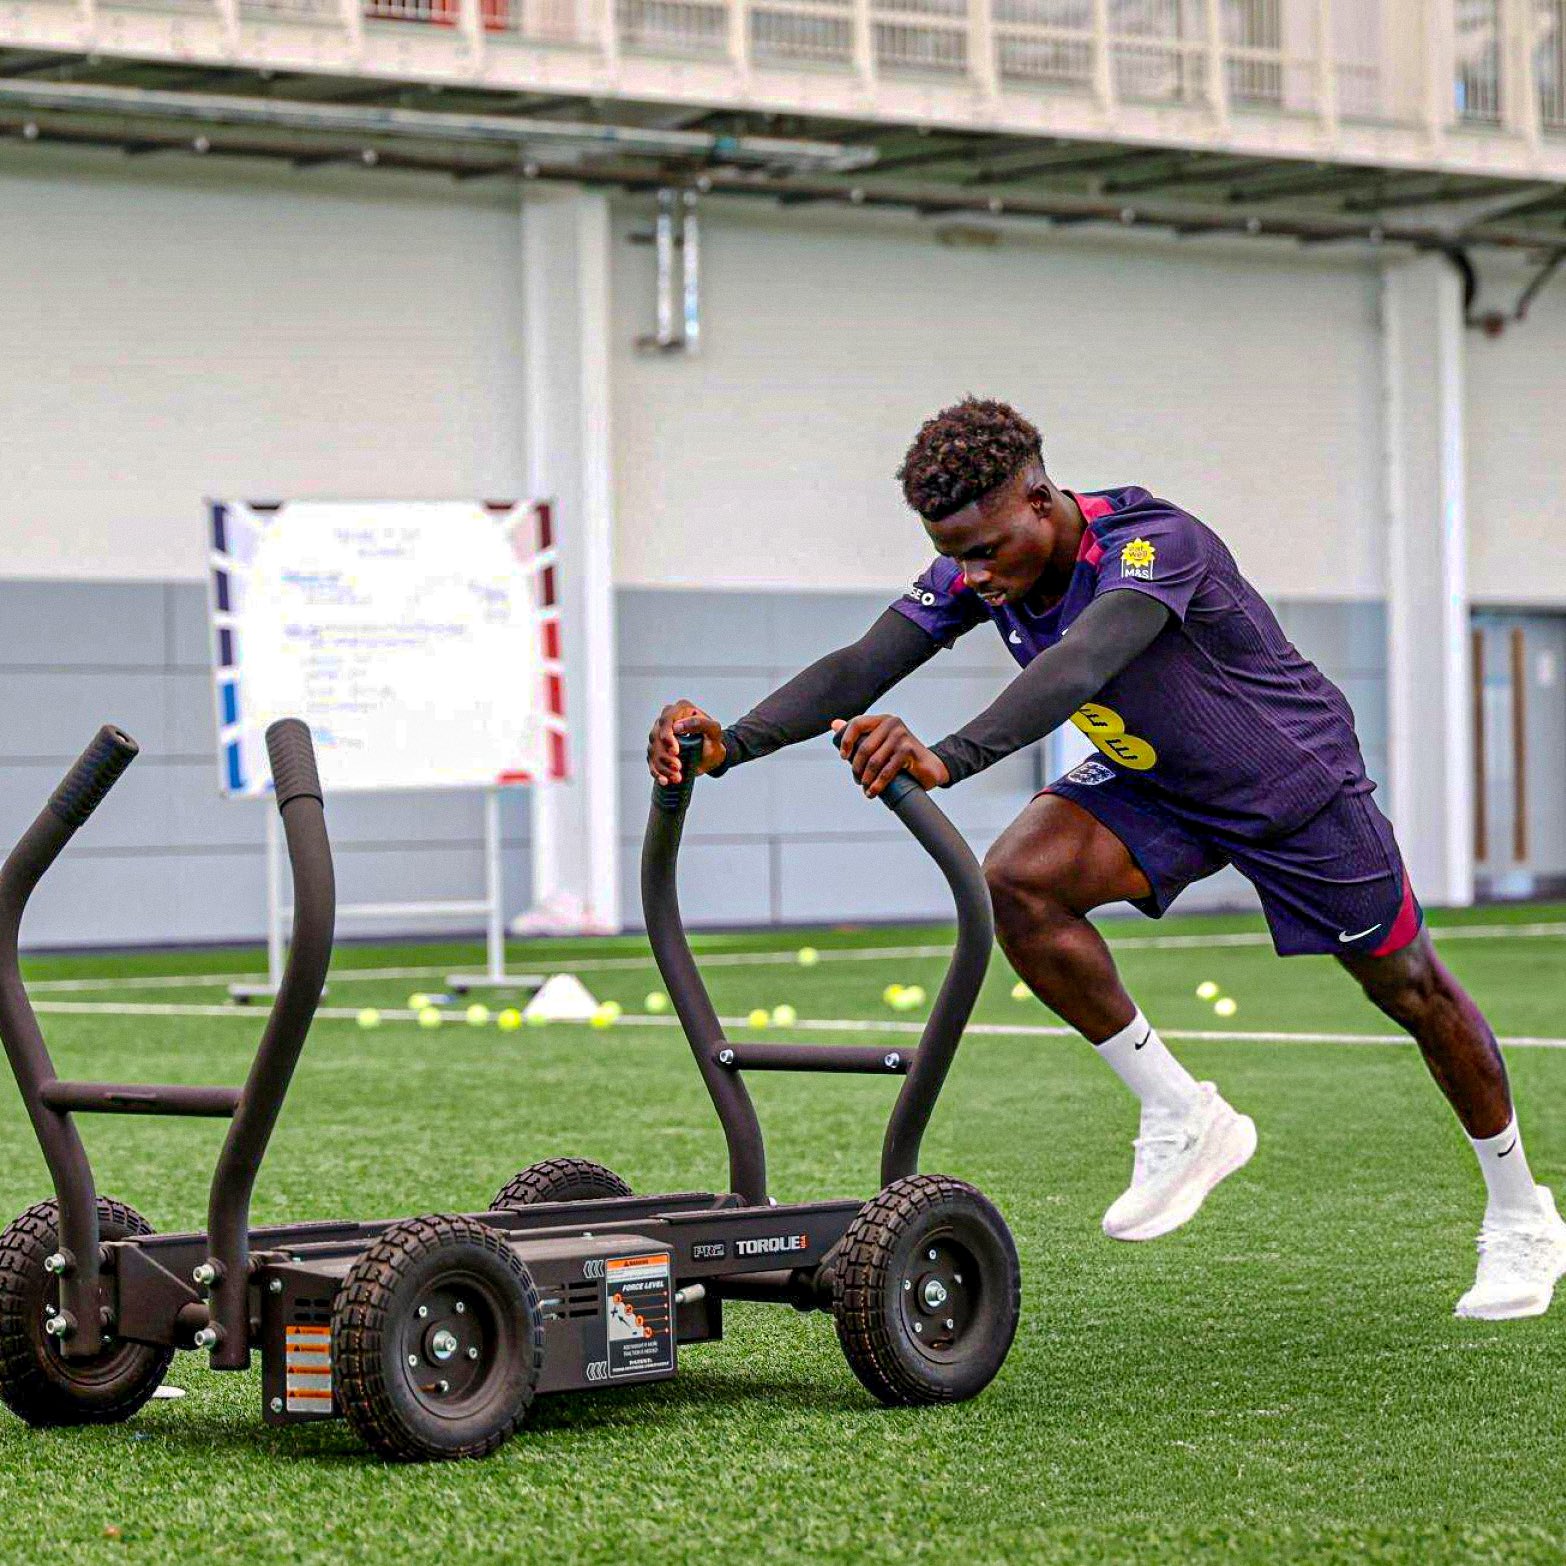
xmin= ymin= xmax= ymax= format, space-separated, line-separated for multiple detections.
xmin=897 ymin=397 xmax=1045 ymax=522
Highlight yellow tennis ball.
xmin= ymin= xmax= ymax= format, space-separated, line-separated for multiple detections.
xmin=417 ymin=1006 xmax=443 ymax=1029
xmin=1010 ymin=980 xmax=1029 ymax=1001
xmin=407 ymin=992 xmax=431 ymax=1011
xmin=1196 ymin=981 xmax=1220 ymax=1001
xmin=797 ymin=946 xmax=820 ymax=967
xmin=1214 ymin=996 xmax=1238 ymax=1018
xmin=894 ymin=985 xmax=926 ymax=1010
xmin=497 ymin=1008 xmax=523 ymax=1031
xmin=882 ymin=983 xmax=905 ymax=1007
xmin=465 ymin=1004 xmax=491 ymax=1027
xmin=644 ymin=991 xmax=669 ymax=1013
xmin=600 ymin=1000 xmax=623 ymax=1020
xmin=525 ymin=1010 xmax=548 ymax=1027
xmin=356 ymin=1008 xmax=381 ymax=1030
xmin=746 ymin=1008 xmax=770 ymax=1029
xmin=589 ymin=1004 xmax=616 ymax=1030
xmin=771 ymin=1003 xmax=797 ymax=1027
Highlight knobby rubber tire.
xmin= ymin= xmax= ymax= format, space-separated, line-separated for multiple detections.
xmin=491 ymin=1157 xmax=633 ymax=1209
xmin=332 ymin=1213 xmax=543 ymax=1461
xmin=0 ymin=1197 xmax=174 ymax=1426
xmin=832 ymin=1173 xmax=1020 ymax=1406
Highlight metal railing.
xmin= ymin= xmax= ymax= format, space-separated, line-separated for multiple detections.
xmin=75 ymin=0 xmax=1566 ymax=140
xmin=1542 ymin=0 xmax=1566 ymax=129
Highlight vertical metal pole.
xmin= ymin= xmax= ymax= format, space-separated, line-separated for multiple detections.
xmin=266 ymin=805 xmax=285 ymax=993
xmin=681 ymin=191 xmax=701 ymax=355
xmin=485 ymin=787 xmax=505 ymax=982
xmin=655 ymin=189 xmax=676 ymax=349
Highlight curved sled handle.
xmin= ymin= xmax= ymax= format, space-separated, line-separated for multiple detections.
xmin=824 ymin=732 xmax=994 ymax=1184
xmin=49 ymin=725 xmax=140 ymax=830
xmin=651 ymin=732 xmax=706 ymax=817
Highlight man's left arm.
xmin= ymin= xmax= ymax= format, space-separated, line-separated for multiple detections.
xmin=837 ymin=591 xmax=1171 ymax=795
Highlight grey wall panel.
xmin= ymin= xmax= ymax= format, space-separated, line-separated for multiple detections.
xmin=617 ymin=838 xmax=773 ymax=927
xmin=618 ymin=589 xmax=776 ymax=672
xmin=779 ymin=837 xmax=972 ymax=923
xmin=0 ymin=579 xmax=167 ymax=667
xmin=166 ymin=668 xmax=220 ymax=758
xmin=167 ymin=583 xmax=212 ymax=670
xmin=0 ymin=671 xmax=172 ymax=759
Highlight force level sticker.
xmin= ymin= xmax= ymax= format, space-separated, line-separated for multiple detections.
xmin=605 ymin=1252 xmax=674 ymax=1379
xmin=284 ymin=1324 xmax=333 ymax=1415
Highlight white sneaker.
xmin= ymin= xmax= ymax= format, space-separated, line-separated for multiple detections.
xmin=1454 ymin=1186 xmax=1566 ymax=1321
xmin=1102 ymin=1082 xmax=1257 ymax=1242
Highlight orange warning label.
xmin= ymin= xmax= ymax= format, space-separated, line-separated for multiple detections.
xmin=285 ymin=1324 xmax=333 ymax=1414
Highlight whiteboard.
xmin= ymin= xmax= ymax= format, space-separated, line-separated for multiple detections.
xmin=208 ymin=500 xmax=567 ymax=795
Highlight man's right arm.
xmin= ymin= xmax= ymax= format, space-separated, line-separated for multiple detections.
xmin=646 ymin=609 xmax=940 ymax=784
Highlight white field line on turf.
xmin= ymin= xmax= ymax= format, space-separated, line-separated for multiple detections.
xmin=28 ymin=999 xmax=1566 ymax=1051
xmin=24 ymin=918 xmax=1566 ymax=995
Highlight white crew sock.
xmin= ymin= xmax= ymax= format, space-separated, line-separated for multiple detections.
xmin=1470 ymin=1116 xmax=1543 ymax=1227
xmin=1094 ymin=1008 xmax=1203 ymax=1120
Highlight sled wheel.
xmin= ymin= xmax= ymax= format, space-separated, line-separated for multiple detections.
xmin=332 ymin=1213 xmax=542 ymax=1461
xmin=490 ymin=1157 xmax=632 ymax=1209
xmin=0 ymin=1197 xmax=174 ymax=1426
xmin=833 ymin=1173 xmax=1020 ymax=1406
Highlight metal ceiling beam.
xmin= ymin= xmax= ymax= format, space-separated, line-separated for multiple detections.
xmin=0 ymin=78 xmax=876 ymax=170
xmin=961 ymin=146 xmax=1155 ymax=187
xmin=7 ymin=112 xmax=1565 ymax=254
xmin=0 ymin=51 xmax=85 ymax=79
xmin=1224 ymin=165 xmax=1393 ymax=202
xmin=1342 ymin=175 xmax=1513 ymax=212
xmin=863 ymin=134 xmax=1030 ymax=177
xmin=1100 ymin=155 xmax=1293 ymax=195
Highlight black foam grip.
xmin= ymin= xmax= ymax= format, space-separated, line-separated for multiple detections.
xmin=651 ymin=733 xmax=706 ymax=815
xmin=265 ymin=719 xmax=323 ymax=809
xmin=49 ymin=726 xmax=140 ymax=829
xmin=823 ymin=729 xmax=925 ymax=808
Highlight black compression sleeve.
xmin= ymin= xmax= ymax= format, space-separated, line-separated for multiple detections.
xmin=930 ymin=591 xmax=1172 ymax=786
xmin=715 ymin=609 xmax=940 ymax=773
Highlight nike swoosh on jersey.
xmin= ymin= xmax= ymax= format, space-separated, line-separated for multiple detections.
xmin=1337 ymin=924 xmax=1381 ymax=943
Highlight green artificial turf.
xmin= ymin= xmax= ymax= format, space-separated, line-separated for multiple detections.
xmin=2 ymin=905 xmax=1566 ymax=1563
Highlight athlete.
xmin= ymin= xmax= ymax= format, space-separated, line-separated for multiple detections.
xmin=647 ymin=397 xmax=1566 ymax=1321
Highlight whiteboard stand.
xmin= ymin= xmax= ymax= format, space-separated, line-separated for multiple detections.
xmin=227 ymin=788 xmax=543 ymax=1004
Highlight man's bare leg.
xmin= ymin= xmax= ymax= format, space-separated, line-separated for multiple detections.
xmin=985 ymin=794 xmax=1255 ymax=1240
xmin=1341 ymin=933 xmax=1566 ymax=1319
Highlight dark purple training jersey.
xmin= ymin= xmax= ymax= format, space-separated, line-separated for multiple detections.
xmin=890 ymin=486 xmax=1372 ymax=840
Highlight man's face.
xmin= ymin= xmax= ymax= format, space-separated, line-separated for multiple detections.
xmin=923 ymin=469 xmax=1073 ymax=607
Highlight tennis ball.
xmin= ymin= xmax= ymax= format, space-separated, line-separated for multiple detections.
xmin=746 ymin=1007 xmax=770 ymax=1029
xmin=1010 ymin=980 xmax=1030 ymax=1001
xmin=356 ymin=1008 xmax=381 ymax=1030
xmin=589 ymin=1004 xmax=617 ymax=1030
xmin=644 ymin=991 xmax=669 ymax=1013
xmin=600 ymin=1000 xmax=623 ymax=1021
xmin=497 ymin=1008 xmax=523 ymax=1032
xmin=1195 ymin=980 xmax=1220 ymax=1001
xmin=465 ymin=1004 xmax=491 ymax=1027
xmin=1214 ymin=996 xmax=1238 ymax=1018
xmin=771 ymin=1003 xmax=797 ymax=1027
xmin=526 ymin=1009 xmax=548 ymax=1027
xmin=797 ymin=946 xmax=820 ymax=967
xmin=882 ymin=983 xmax=905 ymax=1007
xmin=407 ymin=992 xmax=432 ymax=1011
xmin=417 ymin=1006 xmax=443 ymax=1029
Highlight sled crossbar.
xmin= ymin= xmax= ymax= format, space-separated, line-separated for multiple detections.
xmin=712 ymin=1044 xmax=914 ymax=1075
xmin=39 ymin=1080 xmax=241 ymax=1117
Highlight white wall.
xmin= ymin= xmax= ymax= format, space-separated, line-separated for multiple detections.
xmin=0 ymin=144 xmax=526 ymax=582
xmin=1467 ymin=256 xmax=1566 ymax=606
xmin=610 ymin=203 xmax=1387 ymax=599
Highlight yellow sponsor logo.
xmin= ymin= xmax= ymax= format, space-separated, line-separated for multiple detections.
xmin=1121 ymin=537 xmax=1156 ymax=581
xmin=1069 ymin=702 xmax=1158 ymax=770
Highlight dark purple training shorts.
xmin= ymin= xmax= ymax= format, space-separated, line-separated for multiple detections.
xmin=1046 ymin=760 xmax=1424 ymax=959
